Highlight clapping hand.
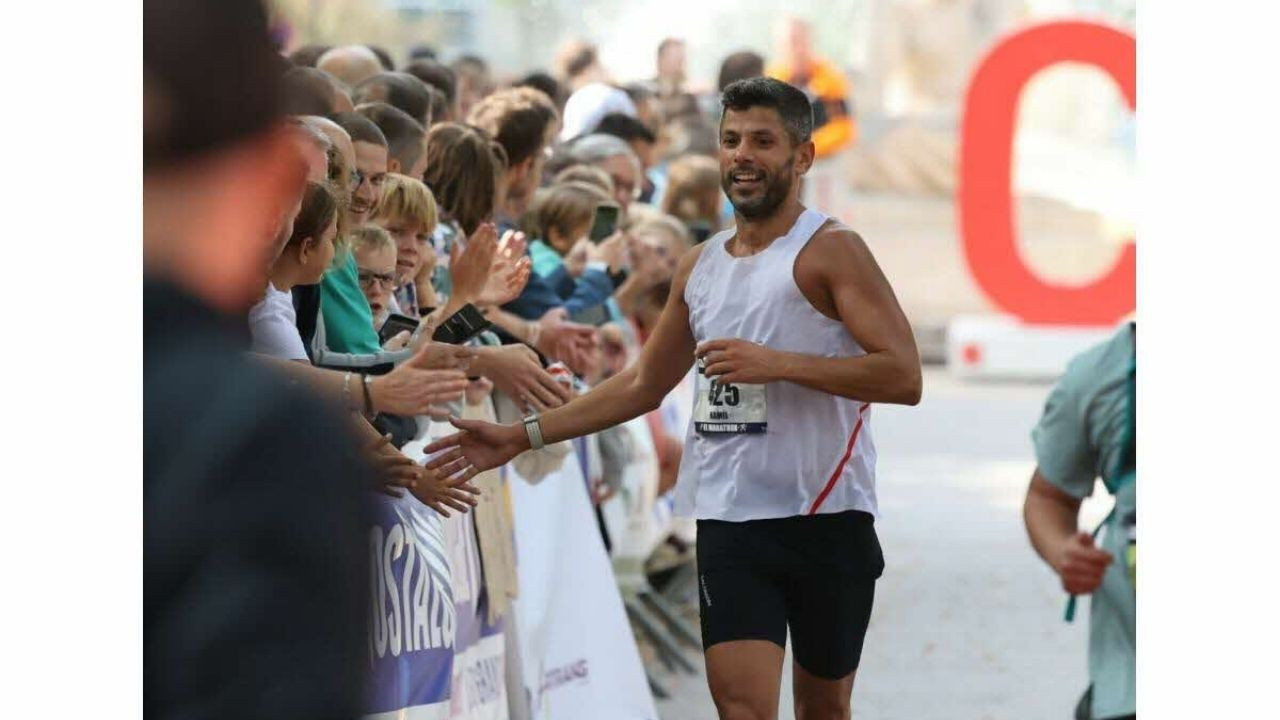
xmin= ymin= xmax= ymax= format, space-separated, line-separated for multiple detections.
xmin=478 ymin=229 xmax=532 ymax=307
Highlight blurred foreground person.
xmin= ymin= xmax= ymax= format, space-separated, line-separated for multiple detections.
xmin=144 ymin=1 xmax=370 ymax=717
xmin=1024 ymin=323 xmax=1136 ymax=720
xmin=424 ymin=78 xmax=921 ymax=720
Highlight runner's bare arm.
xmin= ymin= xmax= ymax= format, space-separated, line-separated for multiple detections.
xmin=529 ymin=244 xmax=704 ymax=445
xmin=699 ymin=226 xmax=921 ymax=405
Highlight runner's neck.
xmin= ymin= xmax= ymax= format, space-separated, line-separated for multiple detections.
xmin=729 ymin=199 xmax=807 ymax=257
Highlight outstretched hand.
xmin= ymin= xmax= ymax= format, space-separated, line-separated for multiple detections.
xmin=410 ymin=461 xmax=481 ymax=517
xmin=424 ymin=416 xmax=529 ymax=479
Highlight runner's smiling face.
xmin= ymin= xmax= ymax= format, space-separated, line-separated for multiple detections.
xmin=718 ymin=106 xmax=805 ymax=220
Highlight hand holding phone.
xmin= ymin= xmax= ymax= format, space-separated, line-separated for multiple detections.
xmin=379 ymin=313 xmax=421 ymax=345
xmin=570 ymin=304 xmax=612 ymax=327
xmin=432 ymin=303 xmax=492 ymax=345
xmin=589 ymin=203 xmax=620 ymax=244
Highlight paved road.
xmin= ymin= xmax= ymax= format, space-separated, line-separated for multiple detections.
xmin=654 ymin=368 xmax=1113 ymax=719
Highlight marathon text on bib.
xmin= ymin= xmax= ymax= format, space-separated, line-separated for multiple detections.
xmin=694 ymin=364 xmax=766 ymax=435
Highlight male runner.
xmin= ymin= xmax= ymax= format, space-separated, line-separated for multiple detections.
xmin=426 ymin=77 xmax=922 ymax=720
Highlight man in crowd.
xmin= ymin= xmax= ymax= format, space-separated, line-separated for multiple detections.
xmin=1024 ymin=323 xmax=1136 ymax=720
xmin=331 ymin=112 xmax=389 ymax=231
xmin=318 ymin=44 xmax=384 ymax=88
xmin=468 ymin=87 xmax=559 ymax=226
xmin=451 ymin=54 xmax=494 ymax=119
xmin=653 ymin=37 xmax=688 ymax=97
xmin=404 ymin=57 xmax=458 ymax=122
xmin=767 ymin=17 xmax=856 ymax=159
xmin=719 ymin=50 xmax=765 ymax=93
xmin=595 ymin=113 xmax=659 ymax=200
xmin=357 ymin=102 xmax=428 ymax=179
xmin=145 ymin=0 xmax=370 ymax=717
xmin=425 ymin=77 xmax=921 ymax=720
xmin=567 ymin=134 xmax=643 ymax=220
xmin=283 ymin=66 xmax=352 ymax=116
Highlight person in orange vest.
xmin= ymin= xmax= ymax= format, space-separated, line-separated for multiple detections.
xmin=767 ymin=17 xmax=856 ymax=159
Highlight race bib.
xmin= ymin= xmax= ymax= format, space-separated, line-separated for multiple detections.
xmin=694 ymin=363 xmax=766 ymax=434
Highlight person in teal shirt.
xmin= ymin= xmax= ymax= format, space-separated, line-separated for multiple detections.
xmin=1024 ymin=322 xmax=1136 ymax=720
xmin=320 ymin=248 xmax=384 ymax=354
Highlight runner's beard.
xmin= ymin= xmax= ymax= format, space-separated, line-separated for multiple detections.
xmin=723 ymin=157 xmax=795 ymax=220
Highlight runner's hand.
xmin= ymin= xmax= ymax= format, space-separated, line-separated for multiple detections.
xmin=1053 ymin=532 xmax=1113 ymax=595
xmin=696 ymin=338 xmax=780 ymax=384
xmin=424 ymin=417 xmax=528 ymax=478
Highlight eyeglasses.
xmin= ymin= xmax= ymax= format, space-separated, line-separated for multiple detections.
xmin=351 ymin=169 xmax=387 ymax=191
xmin=357 ymin=268 xmax=396 ymax=290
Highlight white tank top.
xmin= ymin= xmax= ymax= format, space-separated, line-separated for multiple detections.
xmin=674 ymin=208 xmax=877 ymax=522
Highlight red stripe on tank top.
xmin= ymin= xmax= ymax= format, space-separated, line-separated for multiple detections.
xmin=807 ymin=403 xmax=871 ymax=515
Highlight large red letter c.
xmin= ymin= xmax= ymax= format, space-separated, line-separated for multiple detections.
xmin=959 ymin=21 xmax=1135 ymax=326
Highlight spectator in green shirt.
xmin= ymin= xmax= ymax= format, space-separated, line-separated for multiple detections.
xmin=1024 ymin=323 xmax=1136 ymax=720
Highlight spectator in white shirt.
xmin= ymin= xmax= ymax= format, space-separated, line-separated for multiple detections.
xmin=250 ymin=182 xmax=338 ymax=361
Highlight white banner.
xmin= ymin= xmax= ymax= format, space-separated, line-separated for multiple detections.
xmin=508 ymin=449 xmax=658 ymax=720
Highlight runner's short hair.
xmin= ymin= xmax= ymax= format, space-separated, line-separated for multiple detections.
xmin=720 ymin=77 xmax=813 ymax=146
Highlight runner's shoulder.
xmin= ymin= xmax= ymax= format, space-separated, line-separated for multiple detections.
xmin=804 ymin=219 xmax=874 ymax=269
xmin=673 ymin=240 xmax=710 ymax=283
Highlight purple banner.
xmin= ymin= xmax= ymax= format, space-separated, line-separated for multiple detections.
xmin=365 ymin=496 xmax=456 ymax=715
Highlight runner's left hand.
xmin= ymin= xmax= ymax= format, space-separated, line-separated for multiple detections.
xmin=696 ymin=338 xmax=780 ymax=384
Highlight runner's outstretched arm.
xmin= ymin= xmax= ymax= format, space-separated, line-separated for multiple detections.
xmin=696 ymin=227 xmax=922 ymax=406
xmin=423 ymin=245 xmax=705 ymax=473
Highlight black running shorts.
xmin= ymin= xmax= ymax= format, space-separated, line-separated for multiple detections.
xmin=696 ymin=509 xmax=884 ymax=679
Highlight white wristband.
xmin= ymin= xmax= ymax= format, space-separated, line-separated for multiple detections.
xmin=523 ymin=414 xmax=545 ymax=450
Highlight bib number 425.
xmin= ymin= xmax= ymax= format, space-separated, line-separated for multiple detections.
xmin=709 ymin=381 xmax=740 ymax=407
